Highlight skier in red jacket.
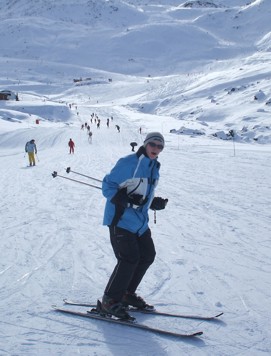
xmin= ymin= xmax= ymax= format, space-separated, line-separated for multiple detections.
xmin=68 ymin=139 xmax=75 ymax=154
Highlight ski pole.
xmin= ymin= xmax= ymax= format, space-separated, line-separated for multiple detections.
xmin=52 ymin=171 xmax=102 ymax=190
xmin=66 ymin=167 xmax=102 ymax=182
xmin=36 ymin=153 xmax=40 ymax=162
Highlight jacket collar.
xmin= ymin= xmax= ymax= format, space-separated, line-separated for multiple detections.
xmin=136 ymin=145 xmax=160 ymax=169
xmin=136 ymin=145 xmax=147 ymax=158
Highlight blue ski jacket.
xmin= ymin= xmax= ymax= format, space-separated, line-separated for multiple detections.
xmin=25 ymin=141 xmax=37 ymax=153
xmin=102 ymin=146 xmax=160 ymax=236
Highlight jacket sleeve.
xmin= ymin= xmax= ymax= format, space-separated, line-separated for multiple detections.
xmin=102 ymin=157 xmax=134 ymax=200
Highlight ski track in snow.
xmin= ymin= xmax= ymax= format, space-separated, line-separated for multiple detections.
xmin=1 ymin=113 xmax=271 ymax=355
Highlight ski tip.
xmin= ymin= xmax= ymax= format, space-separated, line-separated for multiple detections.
xmin=215 ymin=312 xmax=224 ymax=318
xmin=182 ymin=331 xmax=203 ymax=338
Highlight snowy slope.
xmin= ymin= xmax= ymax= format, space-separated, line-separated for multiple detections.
xmin=0 ymin=1 xmax=271 ymax=355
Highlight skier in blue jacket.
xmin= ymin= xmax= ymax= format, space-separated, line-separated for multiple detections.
xmin=101 ymin=132 xmax=168 ymax=319
xmin=25 ymin=139 xmax=37 ymax=166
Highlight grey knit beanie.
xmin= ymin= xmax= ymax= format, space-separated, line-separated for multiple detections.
xmin=144 ymin=132 xmax=165 ymax=147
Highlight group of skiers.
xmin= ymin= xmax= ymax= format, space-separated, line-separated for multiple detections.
xmin=25 ymin=138 xmax=75 ymax=166
xmin=24 ymin=113 xmax=137 ymax=167
xmin=81 ymin=114 xmax=120 ymax=132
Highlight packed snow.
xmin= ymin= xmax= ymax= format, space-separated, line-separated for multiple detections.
xmin=0 ymin=0 xmax=270 ymax=355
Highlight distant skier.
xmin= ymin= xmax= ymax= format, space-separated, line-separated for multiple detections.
xmin=25 ymin=139 xmax=37 ymax=166
xmin=130 ymin=142 xmax=137 ymax=152
xmin=68 ymin=139 xmax=75 ymax=154
xmin=115 ymin=125 xmax=120 ymax=133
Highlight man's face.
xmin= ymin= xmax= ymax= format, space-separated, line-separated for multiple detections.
xmin=145 ymin=140 xmax=164 ymax=159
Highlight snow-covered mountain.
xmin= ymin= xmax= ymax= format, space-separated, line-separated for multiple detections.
xmin=0 ymin=1 xmax=271 ymax=355
xmin=1 ymin=0 xmax=271 ymax=143
xmin=1 ymin=0 xmax=270 ymax=74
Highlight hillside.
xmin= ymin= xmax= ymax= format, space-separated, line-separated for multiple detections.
xmin=1 ymin=0 xmax=271 ymax=143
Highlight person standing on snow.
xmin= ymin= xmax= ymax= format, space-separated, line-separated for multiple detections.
xmin=68 ymin=138 xmax=75 ymax=154
xmin=25 ymin=139 xmax=37 ymax=166
xmin=100 ymin=132 xmax=168 ymax=319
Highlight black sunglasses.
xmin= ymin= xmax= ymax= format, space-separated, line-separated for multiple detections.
xmin=148 ymin=142 xmax=164 ymax=150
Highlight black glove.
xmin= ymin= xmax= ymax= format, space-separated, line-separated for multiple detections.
xmin=128 ymin=194 xmax=147 ymax=206
xmin=150 ymin=197 xmax=168 ymax=210
xmin=111 ymin=189 xmax=147 ymax=208
xmin=111 ymin=188 xmax=129 ymax=207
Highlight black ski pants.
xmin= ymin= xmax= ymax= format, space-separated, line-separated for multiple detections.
xmin=104 ymin=226 xmax=156 ymax=302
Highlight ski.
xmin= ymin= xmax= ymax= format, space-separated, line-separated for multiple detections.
xmin=63 ymin=299 xmax=223 ymax=321
xmin=52 ymin=305 xmax=203 ymax=339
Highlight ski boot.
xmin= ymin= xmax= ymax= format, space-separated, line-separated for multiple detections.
xmin=122 ymin=292 xmax=154 ymax=311
xmin=98 ymin=295 xmax=134 ymax=320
